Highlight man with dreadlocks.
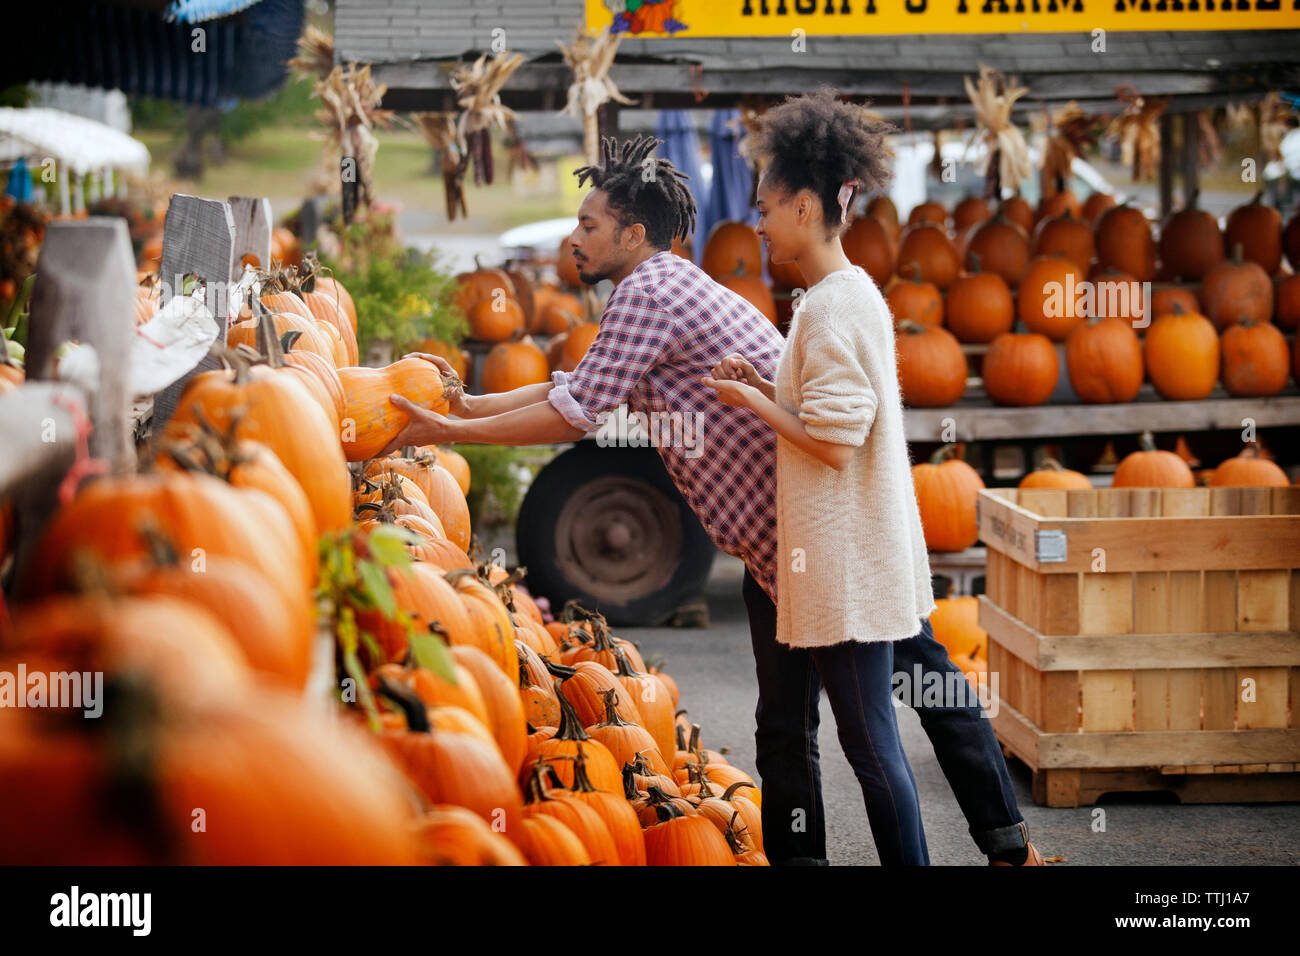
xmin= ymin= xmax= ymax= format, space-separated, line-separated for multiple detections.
xmin=382 ymin=131 xmax=1039 ymax=867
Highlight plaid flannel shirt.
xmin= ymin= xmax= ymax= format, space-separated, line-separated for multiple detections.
xmin=547 ymin=251 xmax=785 ymax=601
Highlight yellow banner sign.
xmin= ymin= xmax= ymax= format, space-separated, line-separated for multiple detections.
xmin=586 ymin=0 xmax=1300 ymax=37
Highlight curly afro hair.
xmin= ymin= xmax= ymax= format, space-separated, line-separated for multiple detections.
xmin=750 ymin=88 xmax=896 ymax=236
xmin=575 ymin=134 xmax=698 ymax=251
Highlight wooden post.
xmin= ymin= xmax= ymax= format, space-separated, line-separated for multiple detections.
xmin=25 ymin=217 xmax=136 ymax=477
xmin=151 ymin=194 xmax=237 ymax=432
xmin=1182 ymin=111 xmax=1200 ymax=209
xmin=227 ymin=196 xmax=273 ymax=277
xmin=1158 ymin=112 xmax=1176 ymax=219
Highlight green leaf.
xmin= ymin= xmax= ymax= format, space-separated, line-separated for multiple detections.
xmin=342 ymin=646 xmax=382 ymax=733
xmin=367 ymin=525 xmax=415 ymax=567
xmin=409 ymin=629 xmax=458 ymax=684
xmin=358 ymin=559 xmax=397 ymax=619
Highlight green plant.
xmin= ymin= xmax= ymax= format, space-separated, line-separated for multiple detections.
xmin=318 ymin=205 xmax=465 ymax=357
xmin=457 ymin=445 xmax=543 ymax=533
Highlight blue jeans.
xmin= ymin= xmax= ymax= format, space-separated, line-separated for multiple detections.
xmin=743 ymin=569 xmax=1028 ymax=864
xmin=743 ymin=570 xmax=928 ymax=866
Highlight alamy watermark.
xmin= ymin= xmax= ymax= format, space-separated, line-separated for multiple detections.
xmin=892 ymin=663 xmax=999 ymax=718
xmin=595 ymin=410 xmax=705 ymax=459
xmin=1041 ymin=274 xmax=1152 ymax=328
xmin=0 ymin=664 xmax=103 ymax=718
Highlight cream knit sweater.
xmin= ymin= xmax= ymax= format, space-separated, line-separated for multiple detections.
xmin=773 ymin=266 xmax=936 ymax=648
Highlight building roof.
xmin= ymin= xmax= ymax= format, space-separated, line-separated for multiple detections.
xmin=336 ymin=0 xmax=1300 ymax=119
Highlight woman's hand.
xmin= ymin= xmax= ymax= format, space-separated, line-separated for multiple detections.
xmin=700 ymin=376 xmax=759 ymax=408
xmin=711 ymin=353 xmax=775 ymax=401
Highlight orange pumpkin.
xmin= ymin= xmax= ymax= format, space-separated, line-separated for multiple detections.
xmin=1096 ymin=203 xmax=1156 ymax=281
xmin=1151 ymin=286 xmax=1200 ymax=320
xmin=1033 ymin=212 xmax=1095 ymax=271
xmin=886 ymin=271 xmax=943 ymax=328
xmin=952 ymin=196 xmax=992 ymax=232
xmin=552 ymin=321 xmax=600 ymax=373
xmin=227 ymin=311 xmax=337 ymax=366
xmin=1284 ymin=209 xmax=1300 ymax=272
xmin=531 ymin=289 xmax=583 ymax=336
xmin=1144 ymin=306 xmax=1220 ymax=400
xmin=895 ymin=321 xmax=966 ymax=408
xmin=965 ymin=215 xmax=1031 ymax=287
xmin=1018 ymin=255 xmax=1086 ymax=341
xmin=907 ymin=200 xmax=947 ymax=228
xmin=1209 ymin=445 xmax=1290 ymax=487
xmin=866 ymin=195 xmax=900 ymax=236
xmin=911 ymin=446 xmax=986 ymax=552
xmin=337 ymin=357 xmax=454 ymax=461
xmin=456 ymin=266 xmax=517 ymax=318
xmin=417 ymin=339 xmax=470 ymax=381
xmin=701 ymin=222 xmax=761 ymax=280
xmin=897 ymin=221 xmax=958 ymax=290
xmin=1081 ymin=191 xmax=1117 ymax=225
xmin=1224 ymin=191 xmax=1282 ymax=275
xmin=1065 ymin=316 xmax=1144 ymax=404
xmin=302 ymin=289 xmax=360 ymax=365
xmin=1035 ymin=187 xmax=1081 ymax=223
xmin=556 ymin=238 xmax=583 ymax=287
xmin=997 ymin=195 xmax=1034 ymax=235
xmin=312 ymin=275 xmax=357 ymax=339
xmin=467 ymin=297 xmax=526 ymax=343
xmin=1112 ymin=432 xmax=1195 ymax=488
xmin=1158 ymin=204 xmax=1224 ymax=280
xmin=1019 ymin=458 xmax=1091 ymax=490
xmin=981 ymin=332 xmax=1059 ymax=407
xmin=945 ymin=267 xmax=1013 ymax=343
xmin=766 ymin=252 xmax=804 ymax=290
xmin=1220 ymin=318 xmax=1290 ymax=397
xmin=1199 ymin=245 xmax=1274 ymax=329
xmin=929 ymin=595 xmax=989 ymax=660
xmin=1274 ymin=274 xmax=1300 ymax=332
xmin=719 ymin=262 xmax=778 ymax=324
xmin=481 ymin=338 xmax=550 ymax=394
xmin=842 ymin=215 xmax=897 ymax=287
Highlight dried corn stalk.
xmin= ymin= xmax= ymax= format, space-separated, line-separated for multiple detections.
xmin=1041 ymin=101 xmax=1105 ymax=197
xmin=1105 ymin=85 xmax=1167 ymax=182
xmin=558 ymin=27 xmax=636 ymax=164
xmin=289 ymin=25 xmax=334 ymax=81
xmin=1197 ymin=110 xmax=1223 ymax=170
xmin=1258 ymin=91 xmax=1292 ymax=162
xmin=415 ymin=112 xmax=469 ymax=222
xmin=450 ymin=52 xmax=525 ymax=188
xmin=963 ymin=64 xmax=1033 ymax=198
xmin=311 ymin=63 xmax=395 ymax=215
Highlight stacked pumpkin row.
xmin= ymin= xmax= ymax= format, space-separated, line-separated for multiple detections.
xmin=0 ymin=263 xmax=763 ymax=864
xmin=910 ymin=438 xmax=1294 ymax=556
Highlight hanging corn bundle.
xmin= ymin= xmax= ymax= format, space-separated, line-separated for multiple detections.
xmin=306 ymin=63 xmax=395 ymax=223
xmin=1040 ymin=101 xmax=1105 ymax=198
xmin=450 ymin=52 xmax=526 ymax=190
xmin=558 ymin=27 xmax=636 ymax=165
xmin=963 ymin=64 xmax=1033 ymax=199
xmin=414 ymin=112 xmax=469 ymax=222
xmin=1257 ymin=91 xmax=1293 ymax=163
xmin=1105 ymin=85 xmax=1168 ymax=182
xmin=1196 ymin=110 xmax=1223 ymax=170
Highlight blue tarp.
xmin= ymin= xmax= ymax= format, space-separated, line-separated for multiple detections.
xmin=5 ymin=158 xmax=34 ymax=203
xmin=654 ymin=110 xmax=703 ymax=252
xmin=165 ymin=0 xmax=263 ymax=23
xmin=699 ymin=109 xmax=755 ymax=262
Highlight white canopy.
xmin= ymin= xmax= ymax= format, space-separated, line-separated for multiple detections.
xmin=0 ymin=107 xmax=150 ymax=177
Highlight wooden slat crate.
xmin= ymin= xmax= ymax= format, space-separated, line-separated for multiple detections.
xmin=976 ymin=486 xmax=1300 ymax=807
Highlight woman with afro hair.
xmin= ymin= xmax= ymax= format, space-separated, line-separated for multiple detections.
xmin=704 ymin=89 xmax=951 ymax=866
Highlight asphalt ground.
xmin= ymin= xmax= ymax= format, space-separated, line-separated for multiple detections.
xmin=620 ymin=555 xmax=1300 ymax=867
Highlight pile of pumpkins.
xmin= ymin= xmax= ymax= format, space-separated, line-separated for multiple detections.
xmin=0 ymin=264 xmax=763 ymax=866
xmin=702 ymin=190 xmax=1299 ymax=409
xmin=441 ymin=257 xmax=602 ymax=395
xmin=911 ymin=437 xmax=1295 ymax=555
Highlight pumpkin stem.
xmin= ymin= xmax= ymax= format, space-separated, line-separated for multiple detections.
xmin=622 ymin=763 xmax=643 ymax=801
xmin=523 ymin=760 xmax=560 ymax=805
xmin=375 ymin=675 xmax=430 ymax=733
xmin=897 ymin=319 xmax=927 ymax=336
xmin=904 ymin=259 xmax=922 ymax=282
xmin=551 ymin=677 xmax=591 ymax=742
xmin=967 ymin=251 xmax=982 ymax=274
xmin=138 ymin=521 xmax=181 ymax=568
xmin=1138 ymin=430 xmax=1157 ymax=453
xmin=722 ymin=781 xmax=759 ymax=802
xmin=929 ymin=443 xmax=963 ymax=465
xmin=594 ymin=687 xmax=631 ymax=728
xmin=569 ymin=744 xmax=601 ymax=794
xmin=1230 ymin=242 xmax=1245 ymax=265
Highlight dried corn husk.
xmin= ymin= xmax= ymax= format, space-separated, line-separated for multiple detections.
xmin=963 ymin=64 xmax=1033 ymax=196
xmin=1259 ymin=91 xmax=1292 ymax=162
xmin=289 ymin=25 xmax=334 ymax=81
xmin=450 ymin=52 xmax=524 ymax=188
xmin=558 ymin=27 xmax=636 ymax=163
xmin=1105 ymin=85 xmax=1167 ymax=182
xmin=1041 ymin=101 xmax=1105 ymax=196
xmin=310 ymin=62 xmax=394 ymax=210
xmin=415 ymin=112 xmax=469 ymax=221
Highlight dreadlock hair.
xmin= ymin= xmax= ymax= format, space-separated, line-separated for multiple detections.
xmin=751 ymin=88 xmax=896 ymax=238
xmin=574 ymin=134 xmax=698 ymax=251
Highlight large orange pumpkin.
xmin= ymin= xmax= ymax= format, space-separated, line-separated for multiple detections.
xmin=701 ymin=222 xmax=761 ymax=280
xmin=1209 ymin=445 xmax=1290 ymax=487
xmin=929 ymin=595 xmax=989 ymax=660
xmin=312 ymin=275 xmax=357 ymax=339
xmin=1033 ymin=212 xmax=1095 ymax=271
xmin=945 ymin=268 xmax=1013 ymax=343
xmin=965 ymin=215 xmax=1031 ymax=287
xmin=897 ymin=221 xmax=959 ymax=289
xmin=1064 ymin=316 xmax=1143 ymax=404
xmin=866 ymin=194 xmax=900 ymax=236
xmin=1081 ymin=191 xmax=1117 ymax=225
xmin=1018 ymin=255 xmax=1086 ymax=341
xmin=981 ymin=332 xmax=1059 ymax=407
xmin=997 ymin=195 xmax=1034 ymax=235
xmin=481 ymin=338 xmax=550 ymax=394
xmin=456 ymin=266 xmax=517 ymax=318
xmin=302 ymin=289 xmax=360 ymax=365
xmin=556 ymin=238 xmax=583 ymax=288
xmin=895 ymin=322 xmax=966 ymax=407
xmin=1095 ymin=204 xmax=1156 ymax=281
xmin=1144 ymin=305 xmax=1220 ymax=400
xmin=1112 ymin=432 xmax=1195 ymax=488
xmin=885 ymin=271 xmax=943 ymax=328
xmin=1224 ymin=191 xmax=1282 ymax=275
xmin=907 ymin=200 xmax=947 ymax=228
xmin=337 ymin=357 xmax=455 ymax=461
xmin=952 ymin=196 xmax=992 ymax=232
xmin=1220 ymin=318 xmax=1290 ymax=397
xmin=1158 ymin=204 xmax=1224 ymax=280
xmin=912 ymin=447 xmax=986 ymax=552
xmin=468 ymin=297 xmax=526 ymax=343
xmin=1199 ymin=245 xmax=1274 ymax=329
xmin=719 ymin=262 xmax=778 ymax=324
xmin=1019 ymin=458 xmax=1092 ymax=490
xmin=842 ymin=215 xmax=897 ymax=286
xmin=552 ymin=321 xmax=600 ymax=372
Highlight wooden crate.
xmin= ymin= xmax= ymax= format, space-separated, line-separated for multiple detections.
xmin=976 ymin=486 xmax=1300 ymax=807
